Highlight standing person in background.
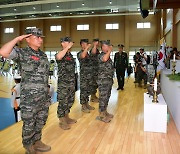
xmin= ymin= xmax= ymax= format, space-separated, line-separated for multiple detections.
xmin=11 ymin=74 xmax=21 ymax=122
xmin=127 ymin=63 xmax=133 ymax=81
xmin=114 ymin=44 xmax=128 ymax=90
xmin=77 ymin=39 xmax=95 ymax=113
xmin=56 ymin=37 xmax=77 ymax=130
xmin=89 ymin=38 xmax=100 ymax=102
xmin=97 ymin=40 xmax=114 ymax=123
xmin=48 ymin=83 xmax=55 ymax=104
xmin=0 ymin=28 xmax=51 ymax=154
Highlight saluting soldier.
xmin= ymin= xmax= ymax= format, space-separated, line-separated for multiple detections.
xmin=77 ymin=39 xmax=95 ymax=113
xmin=97 ymin=40 xmax=114 ymax=123
xmin=0 ymin=28 xmax=51 ymax=153
xmin=89 ymin=38 xmax=100 ymax=102
xmin=56 ymin=37 xmax=77 ymax=130
xmin=114 ymin=44 xmax=128 ymax=90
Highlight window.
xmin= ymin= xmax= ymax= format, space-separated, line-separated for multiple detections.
xmin=137 ymin=22 xmax=151 ymax=29
xmin=4 ymin=28 xmax=14 ymax=33
xmin=50 ymin=25 xmax=61 ymax=31
xmin=167 ymin=9 xmax=171 ymax=13
xmin=106 ymin=23 xmax=119 ymax=30
xmin=26 ymin=26 xmax=36 ymax=29
xmin=77 ymin=24 xmax=89 ymax=30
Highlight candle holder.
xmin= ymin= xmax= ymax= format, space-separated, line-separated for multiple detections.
xmin=152 ymin=91 xmax=158 ymax=103
xmin=172 ymin=61 xmax=176 ymax=75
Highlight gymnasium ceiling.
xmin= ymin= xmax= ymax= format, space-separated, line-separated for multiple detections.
xmin=0 ymin=0 xmax=179 ymax=22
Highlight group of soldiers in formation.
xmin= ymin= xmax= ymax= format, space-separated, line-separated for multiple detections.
xmin=0 ymin=27 xmax=140 ymax=154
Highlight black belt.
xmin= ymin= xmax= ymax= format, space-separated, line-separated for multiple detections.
xmin=16 ymin=97 xmax=20 ymax=99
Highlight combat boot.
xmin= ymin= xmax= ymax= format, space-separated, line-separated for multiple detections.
xmin=65 ymin=114 xmax=77 ymax=124
xmin=33 ymin=140 xmax=51 ymax=152
xmin=105 ymin=110 xmax=114 ymax=118
xmin=81 ymin=104 xmax=90 ymax=113
xmin=59 ymin=117 xmax=71 ymax=130
xmin=24 ymin=145 xmax=36 ymax=154
xmin=99 ymin=111 xmax=111 ymax=123
xmin=90 ymin=94 xmax=99 ymax=102
xmin=86 ymin=103 xmax=95 ymax=110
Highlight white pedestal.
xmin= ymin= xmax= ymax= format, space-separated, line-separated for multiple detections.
xmin=144 ymin=93 xmax=167 ymax=133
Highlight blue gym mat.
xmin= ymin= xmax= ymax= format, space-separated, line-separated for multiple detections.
xmin=0 ymin=92 xmax=57 ymax=130
xmin=0 ymin=98 xmax=15 ymax=130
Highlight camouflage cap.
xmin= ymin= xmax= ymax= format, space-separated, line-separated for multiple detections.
xmin=80 ymin=39 xmax=89 ymax=44
xmin=93 ymin=38 xmax=99 ymax=42
xmin=118 ymin=44 xmax=124 ymax=48
xmin=25 ymin=28 xmax=45 ymax=37
xmin=100 ymin=40 xmax=111 ymax=46
xmin=60 ymin=37 xmax=72 ymax=42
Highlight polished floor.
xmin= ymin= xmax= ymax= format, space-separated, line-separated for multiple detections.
xmin=0 ymin=75 xmax=180 ymax=154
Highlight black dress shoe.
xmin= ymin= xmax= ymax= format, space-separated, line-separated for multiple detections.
xmin=117 ymin=87 xmax=120 ymax=90
xmin=121 ymin=88 xmax=124 ymax=90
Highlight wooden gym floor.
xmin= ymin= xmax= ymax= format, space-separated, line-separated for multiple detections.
xmin=0 ymin=75 xmax=179 ymax=154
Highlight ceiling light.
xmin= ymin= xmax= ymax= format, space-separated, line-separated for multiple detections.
xmin=109 ymin=1 xmax=112 ymax=4
xmin=49 ymin=14 xmax=52 ymax=16
xmin=14 ymin=8 xmax=17 ymax=11
xmin=92 ymin=11 xmax=94 ymax=13
xmin=15 ymin=16 xmax=17 ymax=19
xmin=82 ymin=3 xmax=85 ymax=6
xmin=33 ymin=6 xmax=36 ymax=10
xmin=70 ymin=12 xmax=72 ymax=15
xmin=56 ymin=4 xmax=59 ymax=8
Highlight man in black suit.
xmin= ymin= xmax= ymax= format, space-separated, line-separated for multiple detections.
xmin=114 ymin=44 xmax=128 ymax=90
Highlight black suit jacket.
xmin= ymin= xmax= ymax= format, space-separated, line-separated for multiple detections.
xmin=114 ymin=52 xmax=128 ymax=70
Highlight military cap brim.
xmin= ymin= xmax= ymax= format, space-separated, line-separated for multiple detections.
xmin=93 ymin=38 xmax=99 ymax=42
xmin=118 ymin=44 xmax=124 ymax=48
xmin=80 ymin=39 xmax=89 ymax=44
xmin=60 ymin=37 xmax=72 ymax=42
xmin=100 ymin=40 xmax=111 ymax=46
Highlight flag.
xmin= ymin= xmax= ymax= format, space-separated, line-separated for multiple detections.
xmin=157 ymin=40 xmax=166 ymax=73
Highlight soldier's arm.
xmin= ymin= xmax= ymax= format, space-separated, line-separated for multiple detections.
xmin=114 ymin=53 xmax=117 ymax=68
xmin=56 ymin=42 xmax=73 ymax=60
xmin=80 ymin=44 xmax=91 ymax=59
xmin=102 ymin=45 xmax=113 ymax=62
xmin=91 ymin=42 xmax=98 ymax=54
xmin=125 ymin=53 xmax=128 ymax=68
xmin=0 ymin=34 xmax=32 ymax=58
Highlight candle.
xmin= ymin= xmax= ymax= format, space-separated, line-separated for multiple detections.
xmin=154 ymin=78 xmax=157 ymax=91
xmin=173 ymin=54 xmax=176 ymax=62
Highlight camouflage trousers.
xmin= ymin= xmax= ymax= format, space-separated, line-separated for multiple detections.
xmin=57 ymin=82 xmax=75 ymax=118
xmin=20 ymin=99 xmax=50 ymax=147
xmin=97 ymin=78 xmax=113 ymax=112
xmin=90 ymin=73 xmax=98 ymax=95
xmin=80 ymin=74 xmax=91 ymax=104
xmin=137 ymin=69 xmax=147 ymax=85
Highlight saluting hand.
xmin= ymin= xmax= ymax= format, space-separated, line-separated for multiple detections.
xmin=93 ymin=41 xmax=99 ymax=47
xmin=16 ymin=34 xmax=32 ymax=42
xmin=67 ymin=42 xmax=74 ymax=49
xmin=108 ymin=45 xmax=113 ymax=53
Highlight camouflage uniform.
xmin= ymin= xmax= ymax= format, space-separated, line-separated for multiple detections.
xmin=8 ymin=46 xmax=50 ymax=147
xmin=97 ymin=52 xmax=114 ymax=112
xmin=56 ymin=52 xmax=76 ymax=118
xmin=89 ymin=48 xmax=99 ymax=95
xmin=77 ymin=50 xmax=91 ymax=104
